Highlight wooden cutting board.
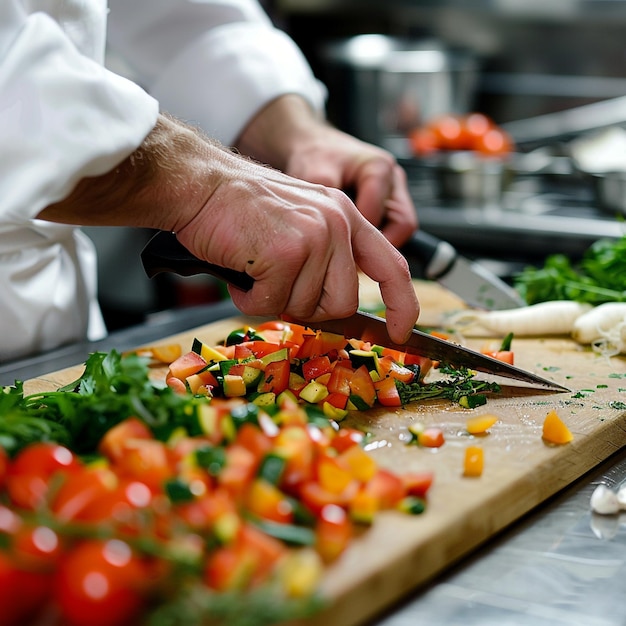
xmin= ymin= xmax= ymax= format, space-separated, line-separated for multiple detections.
xmin=22 ymin=281 xmax=626 ymax=626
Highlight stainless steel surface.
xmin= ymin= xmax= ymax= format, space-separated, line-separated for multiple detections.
xmin=438 ymin=255 xmax=525 ymax=310
xmin=402 ymin=160 xmax=626 ymax=264
xmin=373 ymin=447 xmax=626 ymax=626
xmin=401 ymin=230 xmax=525 ymax=310
xmin=320 ymin=35 xmax=478 ymax=147
xmin=2 ymin=301 xmax=625 ymax=625
xmin=313 ymin=311 xmax=569 ymax=391
xmin=592 ymin=172 xmax=626 ymax=216
xmin=501 ymin=96 xmax=626 ymax=149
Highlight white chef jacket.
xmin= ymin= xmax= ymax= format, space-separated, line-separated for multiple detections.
xmin=0 ymin=0 xmax=326 ymax=362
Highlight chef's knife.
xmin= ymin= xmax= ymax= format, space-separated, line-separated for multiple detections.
xmin=310 ymin=310 xmax=568 ymax=391
xmin=402 ymin=230 xmax=525 ymax=310
xmin=140 ymin=231 xmax=568 ymax=392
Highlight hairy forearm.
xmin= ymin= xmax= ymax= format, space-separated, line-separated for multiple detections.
xmin=37 ymin=113 xmax=225 ymax=232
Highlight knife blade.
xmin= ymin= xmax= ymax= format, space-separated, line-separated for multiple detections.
xmin=140 ymin=232 xmax=568 ymax=392
xmin=311 ymin=311 xmax=569 ymax=391
xmin=401 ymin=230 xmax=525 ymax=310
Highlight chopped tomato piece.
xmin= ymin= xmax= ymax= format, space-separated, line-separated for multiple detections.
xmin=167 ymin=351 xmax=207 ymax=380
xmin=374 ymin=376 xmax=401 ymax=407
xmin=348 ymin=365 xmax=377 ymax=408
xmin=302 ymin=355 xmax=332 ymax=382
xmin=418 ymin=427 xmax=445 ymax=448
xmin=316 ymin=504 xmax=353 ymax=563
xmin=401 ymin=471 xmax=434 ymax=498
xmin=258 ymin=359 xmax=290 ymax=395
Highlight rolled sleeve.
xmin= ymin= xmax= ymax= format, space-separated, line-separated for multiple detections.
xmin=0 ymin=8 xmax=159 ymax=224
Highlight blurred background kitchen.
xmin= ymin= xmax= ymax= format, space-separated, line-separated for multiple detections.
xmin=92 ymin=0 xmax=626 ymax=332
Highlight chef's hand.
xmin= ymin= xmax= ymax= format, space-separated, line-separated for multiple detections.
xmin=236 ymin=95 xmax=418 ymax=248
xmin=174 ymin=144 xmax=419 ymax=344
xmin=38 ymin=113 xmax=419 ymax=343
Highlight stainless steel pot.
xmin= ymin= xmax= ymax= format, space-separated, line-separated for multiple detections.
xmin=321 ymin=35 xmax=478 ymax=151
xmin=590 ymin=171 xmax=626 ymax=215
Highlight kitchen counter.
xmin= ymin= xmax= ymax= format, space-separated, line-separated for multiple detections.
xmin=2 ymin=297 xmax=625 ymax=626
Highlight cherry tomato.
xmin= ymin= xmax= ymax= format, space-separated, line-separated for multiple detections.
xmin=6 ymin=442 xmax=82 ymax=510
xmin=55 ymin=539 xmax=148 ymax=626
xmin=474 ymin=127 xmax=513 ymax=156
xmin=0 ymin=551 xmax=51 ymax=626
xmin=459 ymin=112 xmax=493 ymax=148
xmin=427 ymin=115 xmax=464 ymax=150
xmin=10 ymin=524 xmax=62 ymax=572
xmin=408 ymin=126 xmax=438 ymax=156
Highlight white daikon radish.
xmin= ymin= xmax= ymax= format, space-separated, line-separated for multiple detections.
xmin=571 ymin=303 xmax=626 ymax=356
xmin=445 ymin=301 xmax=593 ymax=337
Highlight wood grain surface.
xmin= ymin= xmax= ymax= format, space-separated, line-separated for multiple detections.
xmin=22 ymin=280 xmax=626 ymax=626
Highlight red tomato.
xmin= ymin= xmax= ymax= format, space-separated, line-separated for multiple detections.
xmin=401 ymin=471 xmax=434 ymax=498
xmin=0 ymin=446 xmax=8 ymax=490
xmin=0 ymin=551 xmax=51 ymax=626
xmin=257 ymin=359 xmax=290 ymax=395
xmin=418 ymin=427 xmax=446 ymax=448
xmin=302 ymin=355 xmax=333 ymax=382
xmin=348 ymin=365 xmax=377 ymax=408
xmin=55 ymin=539 xmax=148 ymax=626
xmin=474 ymin=127 xmax=513 ymax=156
xmin=459 ymin=112 xmax=493 ymax=148
xmin=112 ymin=439 xmax=175 ymax=492
xmin=330 ymin=428 xmax=365 ymax=453
xmin=366 ymin=468 xmax=405 ymax=509
xmin=237 ymin=522 xmax=287 ymax=586
xmin=98 ymin=417 xmax=152 ymax=463
xmin=316 ymin=504 xmax=353 ymax=563
xmin=374 ymin=376 xmax=402 ymax=407
xmin=167 ymin=351 xmax=207 ymax=381
xmin=427 ymin=115 xmax=464 ymax=150
xmin=408 ymin=126 xmax=439 ymax=156
xmin=10 ymin=524 xmax=62 ymax=572
xmin=50 ymin=465 xmax=117 ymax=522
xmin=6 ymin=442 xmax=82 ymax=510
xmin=481 ymin=349 xmax=514 ymax=365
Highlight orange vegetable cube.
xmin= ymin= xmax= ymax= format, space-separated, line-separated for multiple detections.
xmin=463 ymin=446 xmax=484 ymax=477
xmin=466 ymin=414 xmax=499 ymax=435
xmin=542 ymin=410 xmax=573 ymax=444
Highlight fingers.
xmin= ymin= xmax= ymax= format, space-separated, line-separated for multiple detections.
xmin=353 ymin=222 xmax=420 ymax=344
xmin=354 ymin=162 xmax=418 ymax=248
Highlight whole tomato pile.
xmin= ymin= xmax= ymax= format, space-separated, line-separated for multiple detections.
xmin=0 ymin=395 xmax=432 ymax=625
xmin=408 ymin=113 xmax=514 ymax=158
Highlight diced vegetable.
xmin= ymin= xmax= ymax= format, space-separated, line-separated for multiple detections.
xmin=463 ymin=446 xmax=484 ymax=477
xmin=466 ymin=414 xmax=499 ymax=435
xmin=542 ymin=410 xmax=574 ymax=444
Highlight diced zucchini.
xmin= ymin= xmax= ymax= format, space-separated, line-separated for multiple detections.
xmin=192 ymin=338 xmax=229 ymax=363
xmin=259 ymin=347 xmax=289 ymax=367
xmin=347 ymin=394 xmax=371 ymax=411
xmin=322 ymin=401 xmax=348 ymax=422
xmin=299 ymin=381 xmax=329 ymax=404
xmin=252 ymin=391 xmax=276 ymax=407
xmin=349 ymin=349 xmax=381 ymax=376
xmin=257 ymin=453 xmax=286 ymax=485
xmin=242 ymin=365 xmax=263 ymax=387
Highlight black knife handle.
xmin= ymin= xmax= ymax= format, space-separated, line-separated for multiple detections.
xmin=400 ymin=230 xmax=457 ymax=281
xmin=141 ymin=231 xmax=254 ymax=292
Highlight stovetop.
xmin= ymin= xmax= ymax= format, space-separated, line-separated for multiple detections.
xmin=403 ymin=160 xmax=625 ymax=271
